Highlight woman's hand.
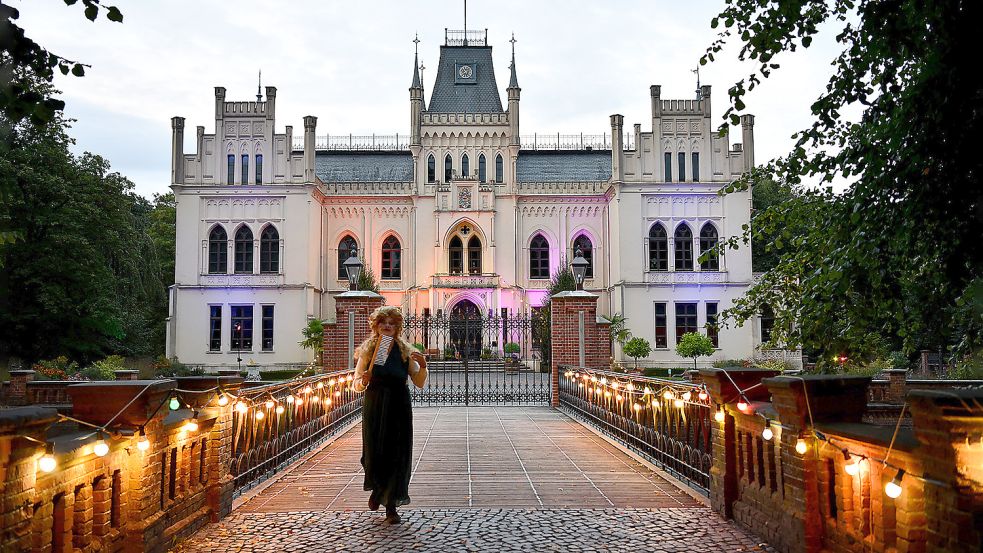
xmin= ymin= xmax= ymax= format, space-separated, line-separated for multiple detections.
xmin=410 ymin=351 xmax=426 ymax=366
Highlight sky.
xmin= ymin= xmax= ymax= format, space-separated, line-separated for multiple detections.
xmin=16 ymin=0 xmax=843 ymax=200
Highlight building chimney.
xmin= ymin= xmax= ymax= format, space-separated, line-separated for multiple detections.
xmin=741 ymin=114 xmax=755 ymax=173
xmin=265 ymin=86 xmax=277 ymax=121
xmin=303 ymin=115 xmax=317 ymax=182
xmin=170 ymin=117 xmax=185 ymax=185
xmin=610 ymin=114 xmax=624 ymax=183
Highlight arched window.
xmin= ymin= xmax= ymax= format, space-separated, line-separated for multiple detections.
xmin=674 ymin=224 xmax=693 ymax=272
xmin=381 ymin=235 xmax=401 ymax=280
xmin=448 ymin=236 xmax=464 ymax=274
xmin=478 ymin=153 xmax=486 ymax=182
xmin=573 ymin=235 xmax=594 ymax=279
xmin=648 ymin=224 xmax=668 ymax=271
xmin=338 ymin=235 xmax=358 ymax=278
xmin=495 ymin=154 xmax=504 ymax=183
xmin=255 ymin=154 xmax=263 ymax=185
xmin=227 ymin=154 xmax=235 ymax=184
xmin=462 ymin=153 xmax=470 ymax=178
xmin=208 ymin=226 xmax=227 ymax=274
xmin=444 ymin=154 xmax=453 ymax=182
xmin=427 ymin=154 xmax=436 ymax=183
xmin=259 ymin=225 xmax=279 ymax=274
xmin=699 ymin=223 xmax=719 ymax=271
xmin=241 ymin=154 xmax=249 ymax=185
xmin=468 ymin=236 xmax=482 ymax=274
xmin=530 ymin=234 xmax=549 ymax=279
xmin=234 ymin=226 xmax=254 ymax=274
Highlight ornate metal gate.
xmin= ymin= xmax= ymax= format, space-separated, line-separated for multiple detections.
xmin=402 ymin=306 xmax=550 ymax=405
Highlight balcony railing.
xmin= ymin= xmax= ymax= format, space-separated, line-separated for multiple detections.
xmin=519 ymin=132 xmax=634 ymax=151
xmin=445 ymin=28 xmax=487 ymax=46
xmin=432 ymin=273 xmax=500 ymax=289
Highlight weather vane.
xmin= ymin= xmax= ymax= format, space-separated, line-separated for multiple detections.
xmin=510 ymin=32 xmax=517 ymax=56
xmin=413 ymin=33 xmax=420 ymax=56
xmin=692 ymin=66 xmax=701 ymax=99
xmin=257 ymin=69 xmax=262 ymax=102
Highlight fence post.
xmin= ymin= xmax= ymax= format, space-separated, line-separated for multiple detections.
xmin=322 ymin=291 xmax=385 ymax=372
xmin=550 ymin=291 xmax=610 ymax=408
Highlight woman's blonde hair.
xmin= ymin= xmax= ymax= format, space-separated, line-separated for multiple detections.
xmin=355 ymin=305 xmax=416 ymax=366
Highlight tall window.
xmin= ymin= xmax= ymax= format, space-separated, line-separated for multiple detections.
xmin=761 ymin=305 xmax=775 ymax=344
xmin=448 ymin=236 xmax=464 ymax=274
xmin=678 ymin=152 xmax=686 ymax=182
xmin=495 ymin=154 xmax=504 ymax=183
xmin=467 ymin=236 xmax=482 ymax=274
xmin=209 ymin=306 xmax=222 ymax=352
xmin=654 ymin=303 xmax=667 ymax=349
xmin=529 ymin=234 xmax=549 ymax=279
xmin=338 ymin=235 xmax=357 ymax=278
xmin=573 ymin=235 xmax=594 ymax=278
xmin=444 ymin=154 xmax=453 ymax=182
xmin=427 ymin=154 xmax=436 ymax=183
xmin=478 ymin=153 xmax=486 ymax=182
xmin=675 ymin=303 xmax=697 ymax=344
xmin=227 ymin=154 xmax=235 ymax=184
xmin=648 ymin=223 xmax=668 ymax=271
xmin=261 ymin=305 xmax=274 ymax=351
xmin=255 ymin=154 xmax=263 ymax=184
xmin=664 ymin=152 xmax=672 ymax=182
xmin=234 ymin=226 xmax=254 ymax=274
xmin=462 ymin=153 xmax=470 ymax=178
xmin=706 ymin=302 xmax=719 ymax=347
xmin=241 ymin=154 xmax=249 ymax=185
xmin=230 ymin=305 xmax=253 ymax=351
xmin=259 ymin=225 xmax=279 ymax=274
xmin=691 ymin=152 xmax=700 ymax=182
xmin=699 ymin=223 xmax=719 ymax=271
xmin=208 ymin=226 xmax=227 ymax=274
xmin=381 ymin=235 xmax=401 ymax=280
xmin=674 ymin=224 xmax=693 ymax=271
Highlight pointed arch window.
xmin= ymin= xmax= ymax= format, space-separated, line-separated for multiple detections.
xmin=338 ymin=235 xmax=357 ymax=278
xmin=478 ymin=153 xmax=486 ymax=182
xmin=467 ymin=236 xmax=482 ymax=274
xmin=259 ymin=225 xmax=279 ymax=274
xmin=444 ymin=154 xmax=453 ymax=182
xmin=530 ymin=234 xmax=549 ymax=279
xmin=699 ymin=223 xmax=719 ymax=271
xmin=227 ymin=155 xmax=235 ymax=184
xmin=495 ymin=154 xmax=504 ymax=183
xmin=448 ymin=236 xmax=464 ymax=274
xmin=573 ymin=235 xmax=594 ymax=279
xmin=462 ymin=153 xmax=470 ymax=178
xmin=427 ymin=154 xmax=436 ymax=183
xmin=241 ymin=154 xmax=249 ymax=185
xmin=208 ymin=226 xmax=228 ymax=274
xmin=381 ymin=235 xmax=401 ymax=280
xmin=234 ymin=226 xmax=254 ymax=274
xmin=648 ymin=224 xmax=668 ymax=271
xmin=255 ymin=154 xmax=263 ymax=185
xmin=674 ymin=224 xmax=693 ymax=272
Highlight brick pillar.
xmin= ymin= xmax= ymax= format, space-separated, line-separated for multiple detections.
xmin=908 ymin=389 xmax=983 ymax=553
xmin=0 ymin=406 xmax=60 ymax=552
xmin=884 ymin=368 xmax=908 ymax=403
xmin=114 ymin=370 xmax=139 ymax=381
xmin=8 ymin=370 xmax=35 ymax=406
xmin=550 ymin=291 xmax=611 ymax=408
xmin=205 ymin=377 xmax=243 ymax=522
xmin=322 ymin=291 xmax=384 ymax=371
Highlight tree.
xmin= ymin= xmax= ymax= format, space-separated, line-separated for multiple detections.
xmin=705 ymin=1 xmax=983 ymax=363
xmin=356 ymin=258 xmax=380 ymax=293
xmin=749 ymin=178 xmax=797 ymax=273
xmin=299 ymin=318 xmax=325 ymax=365
xmin=623 ymin=337 xmax=652 ymax=370
xmin=599 ymin=313 xmax=632 ymax=349
xmin=675 ymin=333 xmax=715 ymax=372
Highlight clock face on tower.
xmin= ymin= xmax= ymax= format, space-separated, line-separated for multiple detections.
xmin=458 ymin=65 xmax=473 ymax=79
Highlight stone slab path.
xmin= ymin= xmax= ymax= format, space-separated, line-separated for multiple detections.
xmin=174 ymin=407 xmax=773 ymax=552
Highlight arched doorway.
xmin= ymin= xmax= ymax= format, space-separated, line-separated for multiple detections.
xmin=449 ymin=299 xmax=482 ymax=360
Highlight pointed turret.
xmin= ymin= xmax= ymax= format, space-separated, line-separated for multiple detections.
xmin=508 ymin=50 xmax=519 ymax=90
xmin=507 ymin=33 xmax=521 ymax=146
xmin=410 ymin=34 xmax=424 ymax=146
xmin=411 ymin=51 xmax=422 ymax=89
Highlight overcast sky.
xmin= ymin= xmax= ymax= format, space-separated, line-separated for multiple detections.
xmin=17 ymin=0 xmax=841 ymax=199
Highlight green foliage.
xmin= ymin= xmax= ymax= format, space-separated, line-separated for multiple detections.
xmin=259 ymin=369 xmax=304 ymax=381
xmin=675 ymin=333 xmax=715 ymax=371
xmin=356 ymin=259 xmax=380 ymax=293
xmin=152 ymin=357 xmax=201 ymax=378
xmin=950 ymin=349 xmax=983 ymax=380
xmin=749 ymin=178 xmax=797 ymax=273
xmin=31 ymin=356 xmax=79 ymax=380
xmin=599 ymin=313 xmax=632 ymax=347
xmin=412 ymin=342 xmax=425 ymax=352
xmin=547 ymin=265 xmax=577 ymax=297
xmin=712 ymin=358 xmax=752 ymax=369
xmin=81 ymin=354 xmax=124 ymax=381
xmin=623 ymin=337 xmax=652 ymax=369
xmin=299 ymin=319 xmax=325 ymax=362
xmin=705 ymin=1 xmax=983 ymax=361
xmin=504 ymin=342 xmax=521 ymax=355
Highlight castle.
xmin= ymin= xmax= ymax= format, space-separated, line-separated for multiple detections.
xmin=165 ymin=29 xmax=768 ymax=371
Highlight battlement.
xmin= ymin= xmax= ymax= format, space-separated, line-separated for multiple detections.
xmin=224 ymin=101 xmax=267 ymax=116
xmin=214 ymin=85 xmax=277 ymax=119
xmin=651 ymin=84 xmax=712 ymax=117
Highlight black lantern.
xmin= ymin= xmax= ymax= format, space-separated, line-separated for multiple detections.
xmin=571 ymin=248 xmax=588 ymax=291
xmin=343 ymin=248 xmax=363 ymax=291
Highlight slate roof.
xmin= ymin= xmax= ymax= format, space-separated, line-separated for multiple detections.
xmin=427 ymin=46 xmax=504 ymax=114
xmin=315 ymin=151 xmax=413 ymax=182
xmin=516 ymin=151 xmax=612 ymax=182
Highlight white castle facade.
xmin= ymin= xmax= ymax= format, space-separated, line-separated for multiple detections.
xmin=165 ymin=30 xmax=771 ymax=371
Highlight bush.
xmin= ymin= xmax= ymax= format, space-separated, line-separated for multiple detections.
xmin=81 ymin=355 xmax=125 ymax=381
xmin=950 ymin=349 xmax=983 ymax=380
xmin=675 ymin=333 xmax=715 ymax=371
xmin=153 ymin=357 xmax=202 ymax=377
xmin=504 ymin=342 xmax=521 ymax=355
xmin=31 ymin=356 xmax=79 ymax=380
xmin=623 ymin=337 xmax=652 ymax=369
xmin=752 ymin=357 xmax=796 ymax=373
xmin=712 ymin=358 xmax=752 ymax=369
xmin=413 ymin=342 xmax=425 ymax=352
xmin=259 ymin=369 xmax=304 ymax=381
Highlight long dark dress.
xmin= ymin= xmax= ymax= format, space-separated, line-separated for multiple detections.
xmin=361 ymin=342 xmax=413 ymax=507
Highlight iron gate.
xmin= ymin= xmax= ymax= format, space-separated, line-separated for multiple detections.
xmin=402 ymin=304 xmax=550 ymax=405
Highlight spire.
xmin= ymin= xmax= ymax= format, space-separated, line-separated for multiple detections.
xmin=257 ymin=70 xmax=262 ymax=102
xmin=692 ymin=65 xmax=702 ymax=99
xmin=508 ymin=33 xmax=519 ymax=89
xmin=411 ymin=34 xmax=422 ymax=89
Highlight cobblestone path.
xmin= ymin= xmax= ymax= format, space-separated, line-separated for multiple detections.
xmin=174 ymin=407 xmax=773 ymax=552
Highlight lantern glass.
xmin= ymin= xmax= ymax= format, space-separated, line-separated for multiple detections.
xmin=570 ymin=248 xmax=588 ymax=290
xmin=343 ymin=251 xmax=362 ymax=291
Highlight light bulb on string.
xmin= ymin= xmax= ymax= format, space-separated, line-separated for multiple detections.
xmin=295 ymin=397 xmax=304 ymax=406
xmin=235 ymin=402 xmax=248 ymax=414
xmin=673 ymin=398 xmax=685 ymax=409
xmin=682 ymin=391 xmax=692 ymax=402
xmin=761 ymin=424 xmax=774 ymax=441
xmin=600 ymin=377 xmax=607 ymax=385
xmin=714 ymin=409 xmax=725 ymax=423
xmin=578 ymin=382 xmax=585 ymax=389
xmin=616 ymin=394 xmax=624 ymax=402
xmin=736 ymin=401 xmax=749 ymax=412
xmin=329 ymin=378 xmax=337 ymax=386
xmin=93 ymin=434 xmax=110 ymax=457
xmin=885 ymin=470 xmax=904 ymax=499
xmin=275 ymin=405 xmax=285 ymax=415
xmin=663 ymin=390 xmax=674 ymax=400
xmin=136 ymin=429 xmax=150 ymax=452
xmin=311 ymin=395 xmax=321 ymax=403
xmin=795 ymin=439 xmax=808 ymax=455
xmin=698 ymin=390 xmax=708 ymax=401
xmin=611 ymin=382 xmax=619 ymax=390
xmin=286 ymin=395 xmax=295 ymax=404
xmin=255 ymin=410 xmax=265 ymax=420
xmin=843 ymin=450 xmax=859 ymax=476
xmin=632 ymin=402 xmax=641 ymax=413
xmin=265 ymin=399 xmax=275 ymax=409
xmin=325 ymin=397 xmax=333 ymax=406
xmin=643 ymin=387 xmax=652 ymax=396
xmin=317 ymin=381 xmax=324 ymax=389
xmin=303 ymin=385 xmax=313 ymax=394
xmin=604 ymin=391 xmax=612 ymax=398
xmin=217 ymin=394 xmax=229 ymax=407
xmin=38 ymin=445 xmax=57 ymax=473
xmin=169 ymin=397 xmax=181 ymax=411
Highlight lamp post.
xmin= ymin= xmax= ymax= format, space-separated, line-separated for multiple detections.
xmin=343 ymin=248 xmax=363 ymax=291
xmin=571 ymin=248 xmax=588 ymax=291
xmin=234 ymin=322 xmax=243 ymax=373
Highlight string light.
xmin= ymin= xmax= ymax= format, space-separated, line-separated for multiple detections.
xmin=311 ymin=396 xmax=321 ymax=403
xmin=633 ymin=402 xmax=641 ymax=412
xmin=217 ymin=394 xmax=229 ymax=407
xmin=714 ymin=409 xmax=725 ymax=423
xmin=93 ymin=435 xmax=110 ymax=457
xmin=295 ymin=397 xmax=304 ymax=406
xmin=235 ymin=402 xmax=248 ymax=414
xmin=255 ymin=410 xmax=265 ymax=420
xmin=38 ymin=445 xmax=57 ymax=473
xmin=286 ymin=395 xmax=295 ymax=404
xmin=698 ymin=391 xmax=708 ymax=401
xmin=795 ymin=439 xmax=808 ymax=455
xmin=673 ymin=398 xmax=684 ymax=409
xmin=885 ymin=469 xmax=904 ymax=499
xmin=736 ymin=401 xmax=749 ymax=413
xmin=183 ymin=415 xmax=199 ymax=432
xmin=275 ymin=405 xmax=285 ymax=415
xmin=843 ymin=450 xmax=860 ymax=476
xmin=265 ymin=399 xmax=275 ymax=409
xmin=663 ymin=390 xmax=674 ymax=400
xmin=168 ymin=397 xmax=181 ymax=411
xmin=302 ymin=385 xmax=313 ymax=394
xmin=136 ymin=429 xmax=150 ymax=452
xmin=682 ymin=391 xmax=692 ymax=401
xmin=316 ymin=382 xmax=325 ymax=389
xmin=762 ymin=423 xmax=774 ymax=441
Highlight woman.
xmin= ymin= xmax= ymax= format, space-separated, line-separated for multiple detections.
xmin=353 ymin=306 xmax=427 ymax=524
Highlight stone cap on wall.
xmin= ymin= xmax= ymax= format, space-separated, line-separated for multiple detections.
xmin=67 ymin=380 xmax=177 ymax=428
xmin=551 ymin=291 xmax=598 ymax=299
xmin=699 ymin=368 xmax=780 ymax=403
xmin=0 ymin=406 xmax=59 ymax=435
xmin=764 ymin=374 xmax=872 ymax=426
xmin=336 ymin=290 xmax=384 ymax=299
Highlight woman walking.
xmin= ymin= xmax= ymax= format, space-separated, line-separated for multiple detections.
xmin=353 ymin=306 xmax=428 ymax=524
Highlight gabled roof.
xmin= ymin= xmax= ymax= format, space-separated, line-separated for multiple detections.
xmin=427 ymin=46 xmax=504 ymax=114
xmin=315 ymin=151 xmax=413 ymax=182
xmin=516 ymin=151 xmax=612 ymax=183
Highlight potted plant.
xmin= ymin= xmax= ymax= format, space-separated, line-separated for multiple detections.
xmin=504 ymin=342 xmax=521 ymax=372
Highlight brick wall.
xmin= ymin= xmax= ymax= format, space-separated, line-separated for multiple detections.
xmin=550 ymin=292 xmax=611 ymax=408
xmin=322 ymin=292 xmax=385 ymax=372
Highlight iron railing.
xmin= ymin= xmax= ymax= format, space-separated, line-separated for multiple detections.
xmin=558 ymin=366 xmax=713 ymax=496
xmin=230 ymin=370 xmax=362 ymax=496
xmin=519 ymin=132 xmax=634 ymax=151
xmin=445 ymin=28 xmax=488 ymax=46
